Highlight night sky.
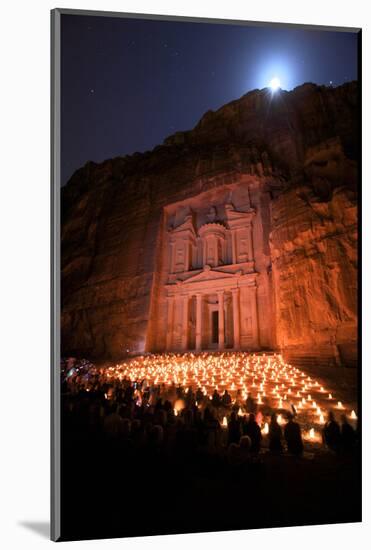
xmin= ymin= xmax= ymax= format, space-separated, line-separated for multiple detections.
xmin=61 ymin=14 xmax=359 ymax=186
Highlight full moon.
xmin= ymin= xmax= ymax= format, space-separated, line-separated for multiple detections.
xmin=269 ymin=77 xmax=281 ymax=91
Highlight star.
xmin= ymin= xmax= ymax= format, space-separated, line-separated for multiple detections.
xmin=90 ymin=89 xmax=95 ymax=94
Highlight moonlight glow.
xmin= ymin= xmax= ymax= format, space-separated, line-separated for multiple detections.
xmin=269 ymin=77 xmax=281 ymax=91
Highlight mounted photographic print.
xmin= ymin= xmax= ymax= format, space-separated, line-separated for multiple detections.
xmin=51 ymin=8 xmax=361 ymax=542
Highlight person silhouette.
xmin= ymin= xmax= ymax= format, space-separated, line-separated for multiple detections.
xmin=228 ymin=411 xmax=241 ymax=445
xmin=245 ymin=393 xmax=257 ymax=414
xmin=269 ymin=413 xmax=283 ymax=453
xmin=222 ymin=389 xmax=232 ymax=408
xmin=243 ymin=413 xmax=262 ymax=454
xmin=212 ymin=389 xmax=221 ymax=407
xmin=323 ymin=411 xmax=341 ymax=452
xmin=284 ymin=413 xmax=303 ymax=456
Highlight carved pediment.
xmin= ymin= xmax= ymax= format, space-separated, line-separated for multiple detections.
xmin=182 ymin=266 xmax=240 ymax=284
xmin=169 ymin=214 xmax=196 ymax=239
xmin=225 ymin=204 xmax=256 ymax=228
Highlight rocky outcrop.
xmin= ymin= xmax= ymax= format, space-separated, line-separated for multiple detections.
xmin=271 ymin=181 xmax=357 ymax=368
xmin=61 ymin=81 xmax=358 ymax=366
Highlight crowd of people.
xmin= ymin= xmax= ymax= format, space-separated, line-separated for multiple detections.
xmin=61 ymin=358 xmax=358 ymax=466
xmin=60 ymin=357 xmax=361 ymax=539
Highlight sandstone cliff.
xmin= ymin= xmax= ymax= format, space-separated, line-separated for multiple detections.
xmin=61 ymin=81 xmax=358 ymax=366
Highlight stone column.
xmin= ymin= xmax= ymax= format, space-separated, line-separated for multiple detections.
xmin=170 ymin=242 xmax=175 ymax=273
xmin=166 ymin=296 xmax=174 ymax=350
xmin=195 ymin=293 xmax=203 ymax=351
xmin=249 ymin=284 xmax=260 ymax=348
xmin=231 ymin=288 xmax=240 ymax=349
xmin=182 ymin=294 xmax=189 ymax=350
xmin=202 ymin=240 xmax=207 ymax=267
xmin=217 ymin=290 xmax=225 ymax=350
xmin=231 ymin=231 xmax=237 ymax=264
xmin=247 ymin=222 xmax=254 ymax=261
xmin=185 ymin=242 xmax=190 ymax=272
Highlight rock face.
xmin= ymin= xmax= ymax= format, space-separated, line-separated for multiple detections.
xmin=61 ymin=82 xmax=358 ymax=367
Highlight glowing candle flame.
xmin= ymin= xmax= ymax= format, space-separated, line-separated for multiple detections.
xmin=263 ymin=422 xmax=269 ymax=434
xmin=222 ymin=416 xmax=228 ymax=427
xmin=350 ymin=410 xmax=357 ymax=420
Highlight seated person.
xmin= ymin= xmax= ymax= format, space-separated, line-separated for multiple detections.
xmin=222 ymin=389 xmax=232 ymax=407
xmin=211 ymin=389 xmax=221 ymax=407
xmin=323 ymin=411 xmax=341 ymax=452
xmin=243 ymin=413 xmax=262 ymax=453
xmin=245 ymin=393 xmax=257 ymax=414
xmin=284 ymin=413 xmax=303 ymax=456
xmin=269 ymin=413 xmax=283 ymax=453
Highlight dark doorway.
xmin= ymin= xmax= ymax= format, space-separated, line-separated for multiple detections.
xmin=212 ymin=310 xmax=219 ymax=344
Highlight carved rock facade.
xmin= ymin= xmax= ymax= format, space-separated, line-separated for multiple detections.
xmin=61 ymin=82 xmax=358 ymax=368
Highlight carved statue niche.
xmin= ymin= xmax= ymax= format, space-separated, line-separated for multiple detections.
xmin=169 ymin=207 xmax=197 ymax=274
xmin=225 ymin=202 xmax=256 ymax=264
xmin=206 ymin=206 xmax=217 ymax=223
xmin=198 ymin=222 xmax=227 ymax=268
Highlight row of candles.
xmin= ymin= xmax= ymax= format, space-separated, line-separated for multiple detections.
xmin=100 ymin=352 xmax=357 ymax=443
